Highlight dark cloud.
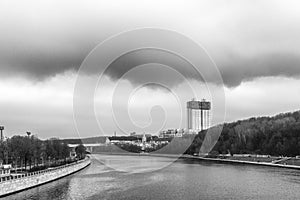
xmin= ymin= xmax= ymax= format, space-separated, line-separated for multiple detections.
xmin=1 ymin=45 xmax=300 ymax=88
xmin=219 ymin=53 xmax=300 ymax=87
xmin=0 ymin=45 xmax=87 ymax=80
xmin=1 ymin=0 xmax=300 ymax=87
xmin=92 ymin=49 xmax=300 ymax=88
xmin=104 ymin=48 xmax=204 ymax=88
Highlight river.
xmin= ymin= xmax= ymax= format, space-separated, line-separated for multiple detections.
xmin=4 ymin=154 xmax=300 ymax=200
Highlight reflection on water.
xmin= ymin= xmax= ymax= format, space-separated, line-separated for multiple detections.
xmin=5 ymin=154 xmax=300 ymax=200
xmin=4 ymin=174 xmax=72 ymax=200
xmin=94 ymin=154 xmax=177 ymax=173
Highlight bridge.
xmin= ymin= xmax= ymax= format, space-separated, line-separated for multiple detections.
xmin=68 ymin=143 xmax=106 ymax=154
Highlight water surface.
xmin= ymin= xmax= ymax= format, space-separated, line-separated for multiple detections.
xmin=4 ymin=154 xmax=300 ymax=200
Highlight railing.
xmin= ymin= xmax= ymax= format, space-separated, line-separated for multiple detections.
xmin=0 ymin=158 xmax=88 ymax=183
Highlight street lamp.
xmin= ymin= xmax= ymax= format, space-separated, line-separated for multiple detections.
xmin=0 ymin=126 xmax=4 ymax=141
xmin=25 ymin=131 xmax=32 ymax=170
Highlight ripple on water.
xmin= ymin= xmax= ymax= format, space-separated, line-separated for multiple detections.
xmin=5 ymin=156 xmax=300 ymax=200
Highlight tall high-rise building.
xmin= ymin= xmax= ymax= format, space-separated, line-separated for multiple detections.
xmin=187 ymin=99 xmax=211 ymax=131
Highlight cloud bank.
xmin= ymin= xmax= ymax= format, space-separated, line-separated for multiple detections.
xmin=1 ymin=0 xmax=300 ymax=88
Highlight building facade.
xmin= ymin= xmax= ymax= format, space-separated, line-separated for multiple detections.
xmin=187 ymin=99 xmax=211 ymax=131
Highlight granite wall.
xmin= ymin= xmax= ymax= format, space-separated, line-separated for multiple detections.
xmin=0 ymin=159 xmax=90 ymax=197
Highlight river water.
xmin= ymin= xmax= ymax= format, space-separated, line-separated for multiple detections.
xmin=4 ymin=154 xmax=300 ymax=200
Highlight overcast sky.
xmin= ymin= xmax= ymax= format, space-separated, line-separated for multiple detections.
xmin=0 ymin=0 xmax=300 ymax=139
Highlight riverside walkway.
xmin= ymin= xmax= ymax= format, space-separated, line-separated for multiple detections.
xmin=0 ymin=158 xmax=91 ymax=197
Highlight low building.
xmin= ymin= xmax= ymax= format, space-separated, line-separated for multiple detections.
xmin=159 ymin=129 xmax=184 ymax=138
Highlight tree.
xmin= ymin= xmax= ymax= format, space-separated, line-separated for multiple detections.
xmin=0 ymin=140 xmax=7 ymax=164
xmin=62 ymin=143 xmax=70 ymax=162
xmin=186 ymin=110 xmax=300 ymax=157
xmin=0 ymin=134 xmax=70 ymax=171
xmin=75 ymin=144 xmax=86 ymax=159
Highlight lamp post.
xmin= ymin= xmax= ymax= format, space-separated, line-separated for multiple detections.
xmin=0 ymin=126 xmax=4 ymax=141
xmin=26 ymin=131 xmax=31 ymax=137
xmin=26 ymin=132 xmax=32 ymax=170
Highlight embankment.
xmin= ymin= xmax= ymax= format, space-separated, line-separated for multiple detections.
xmin=0 ymin=158 xmax=90 ymax=197
xmin=181 ymin=155 xmax=300 ymax=170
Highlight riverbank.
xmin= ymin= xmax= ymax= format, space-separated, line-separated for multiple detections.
xmin=180 ymin=155 xmax=300 ymax=170
xmin=0 ymin=158 xmax=91 ymax=197
xmin=94 ymin=152 xmax=300 ymax=170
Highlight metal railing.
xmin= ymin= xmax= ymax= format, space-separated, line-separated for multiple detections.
xmin=0 ymin=158 xmax=88 ymax=183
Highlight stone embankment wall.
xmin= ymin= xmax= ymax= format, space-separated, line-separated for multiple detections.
xmin=0 ymin=158 xmax=90 ymax=197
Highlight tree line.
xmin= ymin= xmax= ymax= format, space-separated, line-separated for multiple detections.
xmin=187 ymin=110 xmax=300 ymax=157
xmin=0 ymin=135 xmax=71 ymax=171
